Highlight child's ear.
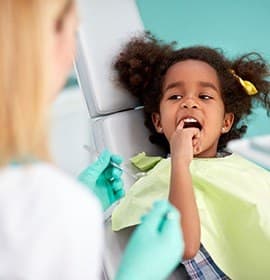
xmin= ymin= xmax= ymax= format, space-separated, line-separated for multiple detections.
xmin=221 ymin=112 xmax=234 ymax=134
xmin=151 ymin=112 xmax=163 ymax=133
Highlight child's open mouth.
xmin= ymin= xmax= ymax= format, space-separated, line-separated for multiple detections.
xmin=182 ymin=118 xmax=202 ymax=130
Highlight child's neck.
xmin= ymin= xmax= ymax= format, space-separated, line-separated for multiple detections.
xmin=194 ymin=150 xmax=231 ymax=158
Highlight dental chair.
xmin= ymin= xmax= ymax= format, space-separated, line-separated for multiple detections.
xmin=75 ymin=0 xmax=189 ymax=279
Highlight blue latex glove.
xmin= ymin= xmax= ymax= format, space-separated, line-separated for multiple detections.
xmin=115 ymin=200 xmax=184 ymax=280
xmin=78 ymin=150 xmax=125 ymax=210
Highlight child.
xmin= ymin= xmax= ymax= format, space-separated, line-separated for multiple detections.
xmin=112 ymin=33 xmax=270 ymax=279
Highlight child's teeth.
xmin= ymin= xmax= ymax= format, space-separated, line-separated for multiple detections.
xmin=184 ymin=118 xmax=197 ymax=122
xmin=182 ymin=118 xmax=202 ymax=130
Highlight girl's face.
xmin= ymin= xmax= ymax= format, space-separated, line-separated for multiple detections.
xmin=152 ymin=59 xmax=234 ymax=157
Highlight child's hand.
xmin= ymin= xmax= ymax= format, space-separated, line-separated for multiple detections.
xmin=170 ymin=120 xmax=201 ymax=164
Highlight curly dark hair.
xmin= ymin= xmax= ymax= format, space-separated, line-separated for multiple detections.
xmin=114 ymin=32 xmax=270 ymax=154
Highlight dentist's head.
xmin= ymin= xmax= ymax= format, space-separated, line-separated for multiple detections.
xmin=0 ymin=0 xmax=77 ymax=166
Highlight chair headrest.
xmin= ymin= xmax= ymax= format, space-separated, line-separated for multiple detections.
xmin=75 ymin=0 xmax=144 ymax=117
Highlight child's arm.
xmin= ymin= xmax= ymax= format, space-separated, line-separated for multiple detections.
xmin=169 ymin=123 xmax=201 ymax=260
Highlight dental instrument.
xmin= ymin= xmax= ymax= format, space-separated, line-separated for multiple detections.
xmin=83 ymin=145 xmax=147 ymax=180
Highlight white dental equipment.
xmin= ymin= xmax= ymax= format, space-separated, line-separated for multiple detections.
xmin=228 ymin=134 xmax=270 ymax=170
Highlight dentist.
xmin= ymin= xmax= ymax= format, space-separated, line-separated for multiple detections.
xmin=0 ymin=0 xmax=183 ymax=279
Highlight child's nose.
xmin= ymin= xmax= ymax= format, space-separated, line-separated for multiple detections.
xmin=180 ymin=98 xmax=199 ymax=109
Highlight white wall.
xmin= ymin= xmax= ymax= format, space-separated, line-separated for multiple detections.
xmin=49 ymin=86 xmax=93 ymax=177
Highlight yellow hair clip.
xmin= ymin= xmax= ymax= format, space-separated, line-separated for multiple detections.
xmin=230 ymin=69 xmax=258 ymax=95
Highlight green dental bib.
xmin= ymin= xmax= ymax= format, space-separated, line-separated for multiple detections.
xmin=112 ymin=154 xmax=270 ymax=279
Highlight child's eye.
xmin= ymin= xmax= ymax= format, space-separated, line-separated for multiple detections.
xmin=199 ymin=94 xmax=213 ymax=100
xmin=168 ymin=94 xmax=182 ymax=100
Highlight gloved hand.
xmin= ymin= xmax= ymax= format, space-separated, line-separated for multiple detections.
xmin=78 ymin=150 xmax=125 ymax=210
xmin=115 ymin=200 xmax=184 ymax=280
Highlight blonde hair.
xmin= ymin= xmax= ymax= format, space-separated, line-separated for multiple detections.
xmin=0 ymin=0 xmax=73 ymax=166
